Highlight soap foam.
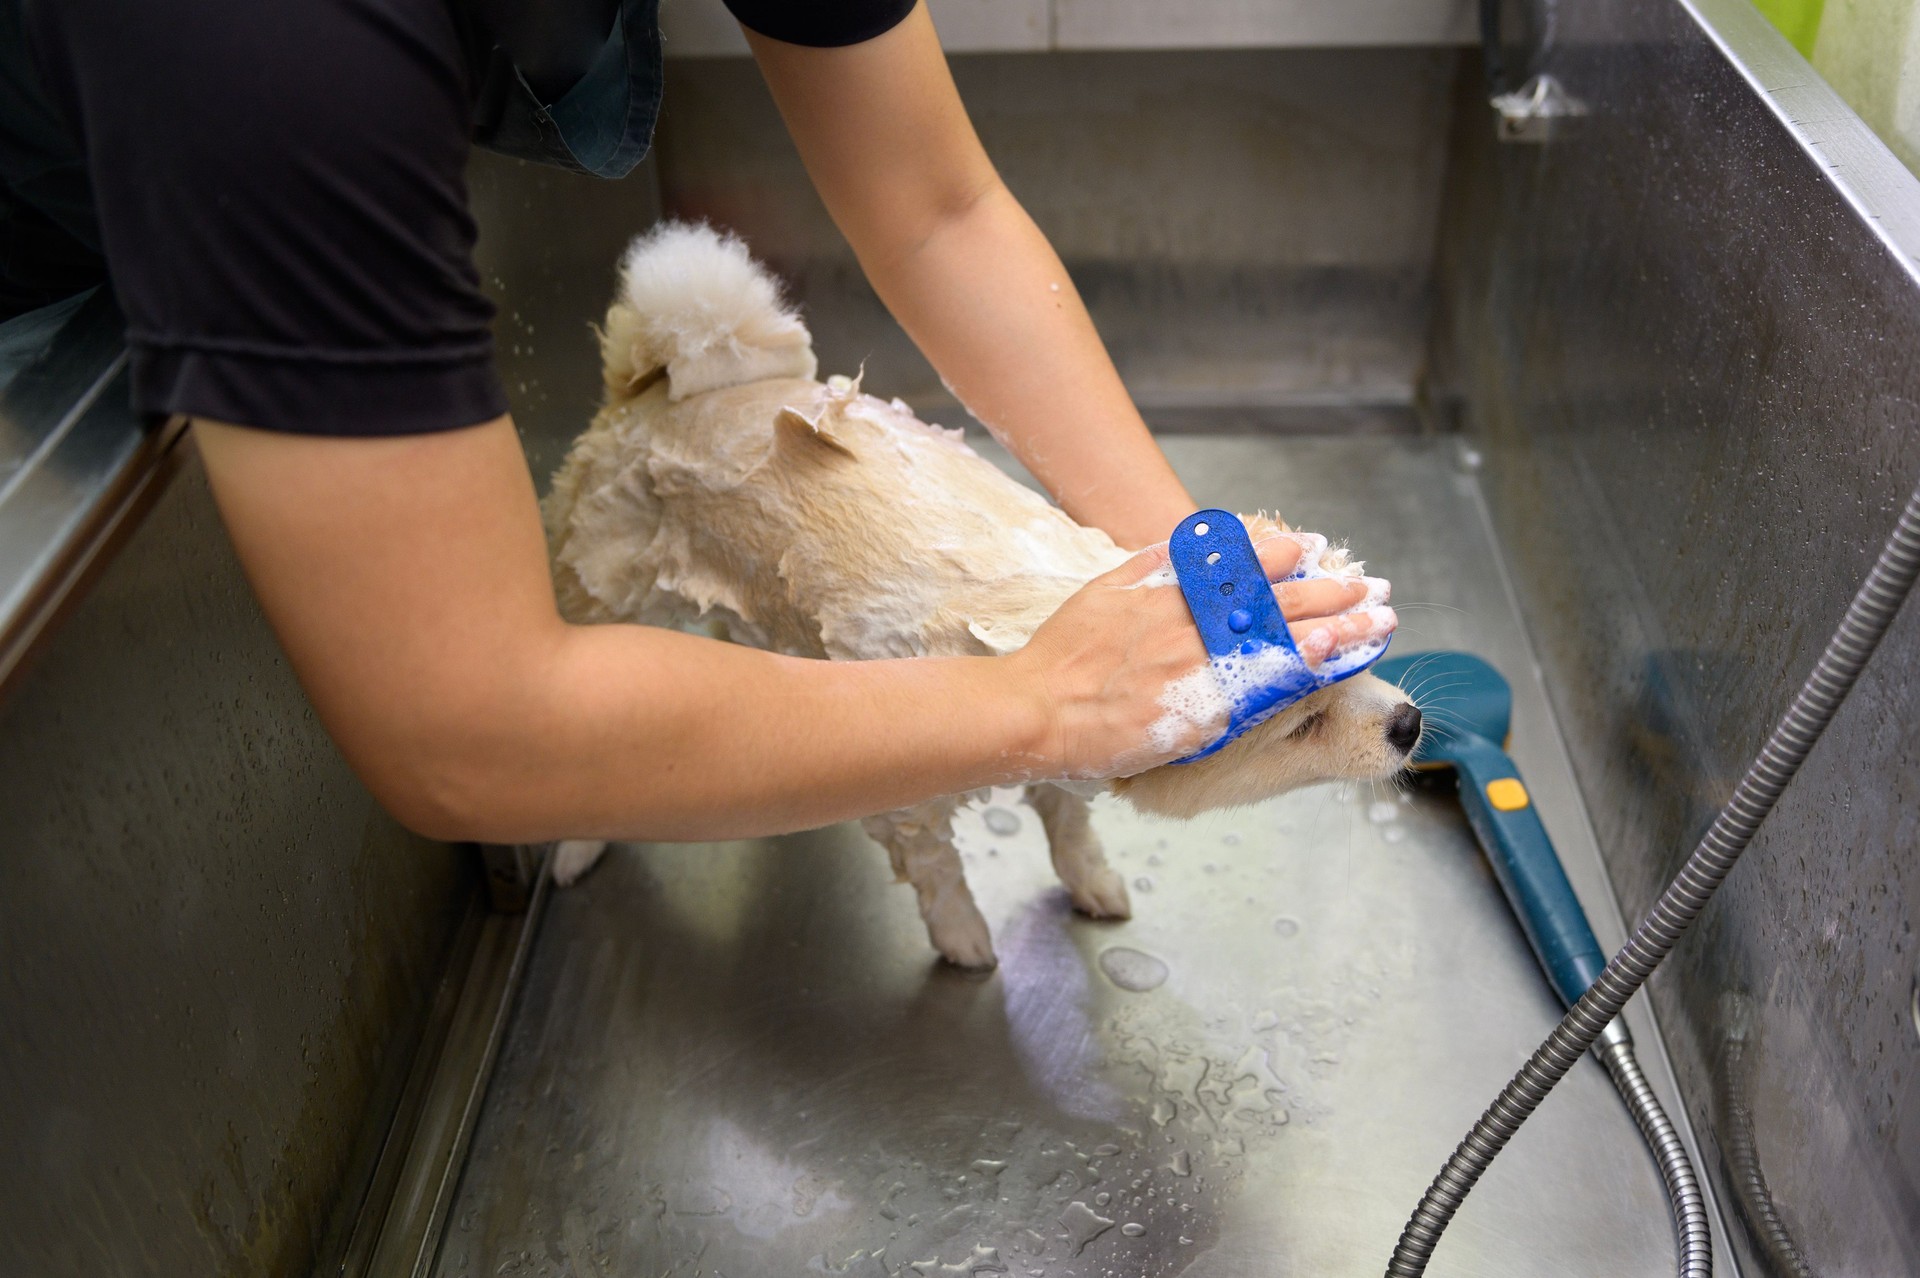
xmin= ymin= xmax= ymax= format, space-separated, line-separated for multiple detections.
xmin=1116 ymin=520 xmax=1395 ymax=763
xmin=1126 ymin=562 xmax=1180 ymax=589
xmin=1146 ymin=609 xmax=1393 ymax=758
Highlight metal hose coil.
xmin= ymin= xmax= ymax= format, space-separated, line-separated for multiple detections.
xmin=1598 ymin=1040 xmax=1713 ymax=1277
xmin=1716 ymin=1033 xmax=1813 ymax=1277
xmin=1385 ymin=483 xmax=1920 ymax=1276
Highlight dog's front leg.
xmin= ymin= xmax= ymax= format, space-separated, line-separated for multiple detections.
xmin=551 ymin=838 xmax=610 ymax=885
xmin=1026 ymin=785 xmax=1130 ymax=919
xmin=861 ymin=802 xmax=996 ymax=969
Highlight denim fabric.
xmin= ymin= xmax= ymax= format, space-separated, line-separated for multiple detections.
xmin=473 ymin=0 xmax=662 ymax=179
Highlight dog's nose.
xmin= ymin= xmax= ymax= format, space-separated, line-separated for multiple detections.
xmin=1385 ymin=703 xmax=1423 ymax=755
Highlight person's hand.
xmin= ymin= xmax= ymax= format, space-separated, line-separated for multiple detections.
xmin=1010 ymin=529 xmax=1396 ymax=779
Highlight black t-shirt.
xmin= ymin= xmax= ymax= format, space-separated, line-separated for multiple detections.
xmin=5 ymin=0 xmax=915 ymax=435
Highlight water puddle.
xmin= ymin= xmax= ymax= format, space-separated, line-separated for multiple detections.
xmin=1098 ymin=946 xmax=1170 ymax=992
xmin=983 ymin=807 xmax=1022 ymax=836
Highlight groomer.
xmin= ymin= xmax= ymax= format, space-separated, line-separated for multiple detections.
xmin=0 ymin=0 xmax=1394 ymax=841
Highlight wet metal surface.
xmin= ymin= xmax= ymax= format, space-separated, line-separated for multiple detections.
xmin=653 ymin=51 xmax=1458 ymax=428
xmin=1433 ymin=0 xmax=1920 ymax=1270
xmin=432 ymin=436 xmax=1721 ymax=1277
xmin=0 ymin=293 xmax=141 ymax=659
xmin=0 ymin=445 xmax=473 ymax=1278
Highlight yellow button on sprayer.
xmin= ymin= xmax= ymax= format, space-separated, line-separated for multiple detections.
xmin=1486 ymin=777 xmax=1531 ymax=811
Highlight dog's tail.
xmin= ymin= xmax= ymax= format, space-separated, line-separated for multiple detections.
xmin=600 ymin=221 xmax=817 ymax=404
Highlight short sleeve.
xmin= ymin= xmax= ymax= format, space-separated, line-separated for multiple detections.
xmin=719 ymin=0 xmax=919 ymax=48
xmin=26 ymin=0 xmax=509 ymax=436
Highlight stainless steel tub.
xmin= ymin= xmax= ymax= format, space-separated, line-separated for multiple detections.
xmin=7 ymin=1 xmax=1920 ymax=1273
xmin=425 ymin=434 xmax=1720 ymax=1277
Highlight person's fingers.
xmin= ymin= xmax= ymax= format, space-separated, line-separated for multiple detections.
xmin=1108 ymin=531 xmax=1390 ymax=631
xmin=1252 ymin=531 xmax=1316 ymax=582
xmin=1274 ymin=577 xmax=1364 ymax=621
xmin=1289 ymin=606 xmax=1397 ymax=666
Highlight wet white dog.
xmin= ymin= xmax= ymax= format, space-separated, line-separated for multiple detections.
xmin=542 ymin=223 xmax=1420 ymax=968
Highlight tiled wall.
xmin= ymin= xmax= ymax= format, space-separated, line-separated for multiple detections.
xmin=661 ymin=0 xmax=1475 ymax=55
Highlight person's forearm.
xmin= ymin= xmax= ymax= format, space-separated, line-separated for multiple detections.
xmin=196 ymin=415 xmax=1061 ymax=847
xmin=194 ymin=415 xmax=1363 ymax=853
xmin=391 ymin=621 xmax=1054 ymax=845
xmin=852 ymin=184 xmax=1192 ymax=549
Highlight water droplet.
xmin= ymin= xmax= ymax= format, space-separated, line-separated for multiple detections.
xmin=1168 ymin=1149 xmax=1192 ymax=1176
xmin=1092 ymin=1143 xmax=1120 ymax=1156
xmin=1132 ymin=876 xmax=1153 ymax=892
xmin=983 ymin=807 xmax=1022 ymax=836
xmin=1059 ymin=1201 xmax=1116 ymax=1254
xmin=1094 ymin=1191 xmax=1111 ymax=1206
xmin=1367 ymin=800 xmax=1399 ymax=824
xmin=1151 ymin=1097 xmax=1178 ymax=1126
xmin=1382 ymin=825 xmax=1407 ymax=844
xmin=1121 ymin=1222 xmax=1146 ymax=1237
xmin=1251 ymin=1009 xmax=1280 ymax=1031
xmin=1147 ymin=852 xmax=1164 ymax=867
xmin=1274 ymin=917 xmax=1301 ymax=938
xmin=1222 ymin=831 xmax=1242 ymax=846
xmin=1098 ymin=946 xmax=1170 ymax=992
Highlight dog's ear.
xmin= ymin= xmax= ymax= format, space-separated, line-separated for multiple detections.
xmin=774 ymin=405 xmax=857 ymax=461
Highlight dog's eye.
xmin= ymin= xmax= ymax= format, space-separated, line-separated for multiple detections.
xmin=1287 ymin=709 xmax=1328 ymax=740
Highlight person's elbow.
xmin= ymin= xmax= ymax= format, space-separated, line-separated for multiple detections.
xmin=852 ymin=167 xmax=1008 ymax=275
xmin=333 ymin=683 xmax=560 ymax=846
xmin=368 ymin=742 xmax=527 ymax=845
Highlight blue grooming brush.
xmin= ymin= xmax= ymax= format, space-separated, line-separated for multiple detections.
xmin=1168 ymin=509 xmax=1392 ymax=763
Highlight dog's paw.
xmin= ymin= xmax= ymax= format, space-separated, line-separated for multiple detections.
xmin=551 ymin=839 xmax=609 ymax=886
xmin=928 ymin=907 xmax=999 ymax=970
xmin=1067 ymin=866 xmax=1132 ymax=920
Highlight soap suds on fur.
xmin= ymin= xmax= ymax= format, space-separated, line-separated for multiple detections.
xmin=1146 ymin=610 xmax=1394 ymax=756
xmin=1115 ymin=522 xmax=1394 ymax=757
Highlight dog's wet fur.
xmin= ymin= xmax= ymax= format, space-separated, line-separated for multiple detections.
xmin=543 ymin=223 xmax=1419 ymax=967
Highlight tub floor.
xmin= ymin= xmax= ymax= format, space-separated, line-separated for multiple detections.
xmin=430 ymin=435 xmax=1726 ymax=1278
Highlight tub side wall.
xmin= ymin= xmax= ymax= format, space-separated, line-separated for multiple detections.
xmin=1433 ymin=4 xmax=1920 ymax=1271
xmin=650 ymin=49 xmax=1461 ymax=431
xmin=0 ymin=445 xmax=473 ymax=1278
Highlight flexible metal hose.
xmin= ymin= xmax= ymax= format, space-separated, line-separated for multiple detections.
xmin=1385 ymin=481 xmax=1920 ymax=1276
xmin=1716 ymin=1026 xmax=1814 ymax=1277
xmin=1598 ymin=1039 xmax=1712 ymax=1276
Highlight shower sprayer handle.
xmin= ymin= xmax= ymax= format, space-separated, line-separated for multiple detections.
xmin=1447 ymin=735 xmax=1608 ymax=1007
